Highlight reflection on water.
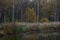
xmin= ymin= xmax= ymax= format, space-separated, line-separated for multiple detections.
xmin=0 ymin=32 xmax=60 ymax=40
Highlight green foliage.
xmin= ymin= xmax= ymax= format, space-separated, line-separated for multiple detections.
xmin=16 ymin=25 xmax=26 ymax=32
xmin=6 ymin=17 xmax=10 ymax=22
xmin=15 ymin=19 xmax=18 ymax=22
xmin=40 ymin=17 xmax=49 ymax=23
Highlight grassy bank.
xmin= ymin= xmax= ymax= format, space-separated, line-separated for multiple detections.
xmin=0 ymin=23 xmax=60 ymax=40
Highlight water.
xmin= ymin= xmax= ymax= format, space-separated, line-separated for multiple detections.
xmin=0 ymin=23 xmax=60 ymax=40
xmin=0 ymin=32 xmax=60 ymax=40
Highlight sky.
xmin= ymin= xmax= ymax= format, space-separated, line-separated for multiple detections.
xmin=29 ymin=0 xmax=50 ymax=2
xmin=29 ymin=0 xmax=32 ymax=1
xmin=29 ymin=0 xmax=33 ymax=2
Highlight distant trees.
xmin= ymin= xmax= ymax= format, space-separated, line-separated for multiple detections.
xmin=47 ymin=2 xmax=54 ymax=21
xmin=0 ymin=0 xmax=60 ymax=23
xmin=0 ymin=0 xmax=20 ymax=22
xmin=57 ymin=0 xmax=60 ymax=21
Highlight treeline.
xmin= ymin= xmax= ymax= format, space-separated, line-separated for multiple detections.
xmin=0 ymin=0 xmax=60 ymax=23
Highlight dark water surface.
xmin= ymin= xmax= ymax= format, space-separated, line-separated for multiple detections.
xmin=0 ymin=32 xmax=60 ymax=40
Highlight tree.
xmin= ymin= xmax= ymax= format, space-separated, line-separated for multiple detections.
xmin=24 ymin=8 xmax=36 ymax=22
xmin=1 ymin=0 xmax=20 ymax=22
xmin=57 ymin=0 xmax=60 ymax=21
xmin=47 ymin=2 xmax=54 ymax=21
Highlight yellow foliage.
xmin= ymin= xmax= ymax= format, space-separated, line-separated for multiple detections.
xmin=25 ymin=8 xmax=36 ymax=22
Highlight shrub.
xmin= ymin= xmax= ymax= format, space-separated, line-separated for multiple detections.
xmin=3 ymin=23 xmax=17 ymax=34
xmin=40 ymin=18 xmax=49 ymax=23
